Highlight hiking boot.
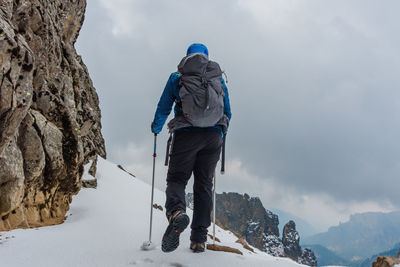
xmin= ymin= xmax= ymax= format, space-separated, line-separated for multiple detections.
xmin=161 ymin=210 xmax=190 ymax=252
xmin=190 ymin=241 xmax=205 ymax=253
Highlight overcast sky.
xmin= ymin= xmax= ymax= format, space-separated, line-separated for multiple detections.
xmin=76 ymin=0 xmax=400 ymax=231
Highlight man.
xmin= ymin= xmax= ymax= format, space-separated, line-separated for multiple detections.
xmin=151 ymin=43 xmax=232 ymax=253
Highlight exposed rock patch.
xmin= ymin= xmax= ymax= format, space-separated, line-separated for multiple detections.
xmin=282 ymin=220 xmax=302 ymax=260
xmin=263 ymin=234 xmax=284 ymax=257
xmin=300 ymin=248 xmax=318 ymax=267
xmin=117 ymin=164 xmax=136 ymax=177
xmin=215 ymin=192 xmax=279 ymax=250
xmin=373 ymin=250 xmax=400 ymax=267
xmin=199 ymin=192 xmax=318 ymax=266
xmin=206 ymin=244 xmax=243 ymax=255
xmin=82 ymin=178 xmax=97 ymax=189
xmin=0 ymin=0 xmax=105 ymax=231
xmin=282 ymin=220 xmax=317 ymax=266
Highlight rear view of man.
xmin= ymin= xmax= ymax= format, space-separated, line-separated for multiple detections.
xmin=151 ymin=43 xmax=232 ymax=253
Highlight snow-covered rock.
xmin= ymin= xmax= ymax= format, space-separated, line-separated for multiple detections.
xmin=283 ymin=220 xmax=317 ymax=267
xmin=214 ymin=192 xmax=279 ymax=250
xmin=209 ymin=192 xmax=317 ymax=266
xmin=283 ymin=220 xmax=302 ymax=260
xmin=263 ymin=234 xmax=285 ymax=257
xmin=299 ymin=248 xmax=318 ymax=267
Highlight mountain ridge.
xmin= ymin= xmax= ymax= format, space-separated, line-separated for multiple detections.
xmin=303 ymin=211 xmax=400 ymax=261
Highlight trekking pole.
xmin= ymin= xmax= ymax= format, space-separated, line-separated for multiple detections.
xmin=213 ymin=170 xmax=216 ymax=245
xmin=213 ymin=134 xmax=226 ymax=245
xmin=212 ymin=134 xmax=226 ymax=245
xmin=141 ymin=133 xmax=157 ymax=251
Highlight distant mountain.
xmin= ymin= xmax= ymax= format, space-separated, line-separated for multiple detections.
xmin=303 ymin=211 xmax=400 ymax=261
xmin=358 ymin=242 xmax=400 ymax=267
xmin=271 ymin=209 xmax=321 ymax=239
xmin=303 ymin=244 xmax=349 ymax=267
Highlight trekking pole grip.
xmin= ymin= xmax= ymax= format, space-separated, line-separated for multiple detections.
xmin=221 ymin=134 xmax=226 ymax=175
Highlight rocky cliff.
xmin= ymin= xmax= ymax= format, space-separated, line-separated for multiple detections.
xmin=189 ymin=192 xmax=317 ymax=266
xmin=282 ymin=220 xmax=317 ymax=266
xmin=373 ymin=250 xmax=400 ymax=267
xmin=215 ymin=192 xmax=279 ymax=250
xmin=0 ymin=0 xmax=105 ymax=231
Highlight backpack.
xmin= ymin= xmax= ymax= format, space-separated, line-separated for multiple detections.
xmin=176 ymin=53 xmax=225 ymax=128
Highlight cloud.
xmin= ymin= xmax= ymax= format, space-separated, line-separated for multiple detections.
xmin=77 ymin=0 xmax=400 ymax=229
xmin=98 ymin=0 xmax=144 ymax=37
xmin=237 ymin=0 xmax=305 ymax=29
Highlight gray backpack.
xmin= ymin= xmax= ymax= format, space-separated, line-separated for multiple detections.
xmin=176 ymin=53 xmax=225 ymax=127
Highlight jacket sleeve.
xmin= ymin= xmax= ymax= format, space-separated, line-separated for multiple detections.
xmin=222 ymin=78 xmax=232 ymax=120
xmin=152 ymin=73 xmax=180 ymax=134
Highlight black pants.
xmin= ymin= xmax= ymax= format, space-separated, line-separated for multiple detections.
xmin=165 ymin=130 xmax=222 ymax=243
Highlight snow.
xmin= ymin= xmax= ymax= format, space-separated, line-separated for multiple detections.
xmin=0 ymin=157 xmax=306 ymax=267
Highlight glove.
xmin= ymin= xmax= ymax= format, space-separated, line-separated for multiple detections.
xmin=151 ymin=122 xmax=159 ymax=135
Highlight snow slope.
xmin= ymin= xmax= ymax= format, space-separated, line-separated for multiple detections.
xmin=0 ymin=158 xmax=305 ymax=267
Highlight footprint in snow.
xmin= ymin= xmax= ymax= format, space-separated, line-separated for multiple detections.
xmin=160 ymin=263 xmax=186 ymax=267
xmin=128 ymin=258 xmax=154 ymax=265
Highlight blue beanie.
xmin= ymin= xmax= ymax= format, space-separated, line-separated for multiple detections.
xmin=186 ymin=43 xmax=209 ymax=57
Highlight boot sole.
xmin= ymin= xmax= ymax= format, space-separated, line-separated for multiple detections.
xmin=161 ymin=214 xmax=190 ymax=252
xmin=190 ymin=246 xmax=205 ymax=253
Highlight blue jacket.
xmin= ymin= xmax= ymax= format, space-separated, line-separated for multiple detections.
xmin=152 ymin=72 xmax=232 ymax=134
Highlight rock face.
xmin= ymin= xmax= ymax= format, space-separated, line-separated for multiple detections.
xmin=373 ymin=250 xmax=400 ymax=267
xmin=0 ymin=0 xmax=105 ymax=231
xmin=282 ymin=220 xmax=317 ymax=266
xmin=300 ymin=248 xmax=318 ymax=267
xmin=215 ymin=192 xmax=279 ymax=250
xmin=206 ymin=192 xmax=317 ymax=266
xmin=282 ymin=220 xmax=302 ymax=260
xmin=263 ymin=234 xmax=284 ymax=257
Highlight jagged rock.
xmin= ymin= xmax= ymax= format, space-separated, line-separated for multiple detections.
xmin=299 ymin=248 xmax=318 ymax=267
xmin=282 ymin=220 xmax=317 ymax=266
xmin=82 ymin=178 xmax=97 ymax=189
xmin=152 ymin=204 xmax=163 ymax=211
xmin=373 ymin=256 xmax=400 ymax=267
xmin=117 ymin=164 xmax=135 ymax=177
xmin=215 ymin=192 xmax=279 ymax=251
xmin=0 ymin=0 xmax=105 ymax=231
xmin=88 ymin=155 xmax=98 ymax=177
xmin=263 ymin=234 xmax=284 ymax=257
xmin=282 ymin=220 xmax=302 ymax=260
xmin=373 ymin=250 xmax=400 ymax=267
xmin=208 ymin=192 xmax=317 ymax=266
